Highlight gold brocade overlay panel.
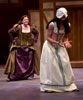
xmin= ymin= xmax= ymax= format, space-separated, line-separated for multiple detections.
xmin=28 ymin=10 xmax=41 ymax=58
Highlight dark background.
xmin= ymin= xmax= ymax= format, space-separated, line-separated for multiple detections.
xmin=0 ymin=0 xmax=39 ymax=64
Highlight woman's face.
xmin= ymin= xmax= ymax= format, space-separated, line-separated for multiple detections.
xmin=22 ymin=16 xmax=29 ymax=25
xmin=61 ymin=15 xmax=66 ymax=21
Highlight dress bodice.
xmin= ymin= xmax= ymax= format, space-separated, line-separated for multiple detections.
xmin=49 ymin=22 xmax=65 ymax=42
xmin=13 ymin=24 xmax=38 ymax=46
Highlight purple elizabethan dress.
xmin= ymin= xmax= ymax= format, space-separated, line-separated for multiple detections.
xmin=4 ymin=24 xmax=39 ymax=80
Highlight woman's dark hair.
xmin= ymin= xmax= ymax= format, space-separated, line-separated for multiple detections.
xmin=46 ymin=18 xmax=56 ymax=29
xmin=46 ymin=17 xmax=71 ymax=33
xmin=63 ymin=17 xmax=71 ymax=33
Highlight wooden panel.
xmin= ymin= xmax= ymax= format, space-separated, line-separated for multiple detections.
xmin=40 ymin=0 xmax=83 ymax=67
xmin=0 ymin=0 xmax=8 ymax=3
xmin=80 ymin=9 xmax=83 ymax=60
xmin=67 ymin=8 xmax=83 ymax=61
xmin=67 ymin=8 xmax=80 ymax=61
xmin=28 ymin=10 xmax=41 ymax=58
xmin=71 ymin=61 xmax=83 ymax=68
xmin=43 ymin=10 xmax=54 ymax=40
xmin=39 ymin=0 xmax=55 ymax=49
xmin=43 ymin=2 xmax=54 ymax=9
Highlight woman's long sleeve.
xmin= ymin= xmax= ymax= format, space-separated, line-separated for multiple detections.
xmin=8 ymin=28 xmax=17 ymax=43
xmin=32 ymin=28 xmax=39 ymax=43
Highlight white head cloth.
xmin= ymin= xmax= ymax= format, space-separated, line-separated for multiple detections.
xmin=56 ymin=7 xmax=68 ymax=19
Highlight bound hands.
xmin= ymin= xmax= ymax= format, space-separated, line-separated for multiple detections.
xmin=54 ymin=41 xmax=64 ymax=47
xmin=64 ymin=41 xmax=72 ymax=48
xmin=55 ymin=40 xmax=72 ymax=48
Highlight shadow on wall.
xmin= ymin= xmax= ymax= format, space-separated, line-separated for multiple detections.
xmin=0 ymin=8 xmax=24 ymax=64
xmin=0 ymin=0 xmax=39 ymax=64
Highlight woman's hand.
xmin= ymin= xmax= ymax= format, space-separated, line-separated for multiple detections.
xmin=64 ymin=41 xmax=72 ymax=48
xmin=12 ymin=37 xmax=18 ymax=45
xmin=58 ymin=42 xmax=65 ymax=47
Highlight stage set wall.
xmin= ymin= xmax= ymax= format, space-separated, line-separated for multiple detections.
xmin=0 ymin=0 xmax=83 ymax=67
xmin=29 ymin=0 xmax=83 ymax=67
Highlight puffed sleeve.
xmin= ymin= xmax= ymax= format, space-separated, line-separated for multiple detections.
xmin=13 ymin=24 xmax=20 ymax=33
xmin=31 ymin=25 xmax=39 ymax=43
xmin=8 ymin=27 xmax=17 ymax=43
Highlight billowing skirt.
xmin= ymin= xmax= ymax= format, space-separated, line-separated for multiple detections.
xmin=40 ymin=40 xmax=77 ymax=92
xmin=5 ymin=45 xmax=39 ymax=80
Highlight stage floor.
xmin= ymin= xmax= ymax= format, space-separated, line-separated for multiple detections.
xmin=0 ymin=65 xmax=83 ymax=100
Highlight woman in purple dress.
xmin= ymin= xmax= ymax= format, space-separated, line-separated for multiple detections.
xmin=4 ymin=15 xmax=39 ymax=81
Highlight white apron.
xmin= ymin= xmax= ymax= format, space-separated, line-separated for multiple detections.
xmin=40 ymin=40 xmax=77 ymax=92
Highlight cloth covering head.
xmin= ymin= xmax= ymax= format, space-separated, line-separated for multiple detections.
xmin=56 ymin=7 xmax=68 ymax=19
